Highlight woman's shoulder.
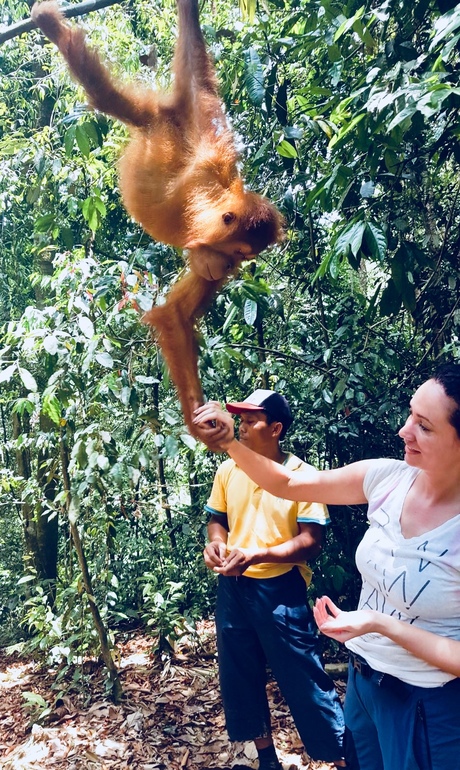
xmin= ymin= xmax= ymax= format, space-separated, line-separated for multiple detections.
xmin=363 ymin=458 xmax=416 ymax=498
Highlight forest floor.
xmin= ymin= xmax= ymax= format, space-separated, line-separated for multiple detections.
xmin=0 ymin=621 xmax=347 ymax=770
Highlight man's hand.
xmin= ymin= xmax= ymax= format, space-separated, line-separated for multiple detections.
xmin=204 ymin=542 xmax=256 ymax=576
xmin=193 ymin=402 xmax=235 ymax=452
xmin=203 ymin=540 xmax=227 ymax=570
xmin=213 ymin=547 xmax=257 ymax=576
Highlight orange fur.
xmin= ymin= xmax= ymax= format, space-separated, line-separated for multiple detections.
xmin=31 ymin=0 xmax=284 ymax=431
xmin=143 ymin=274 xmax=224 ymax=428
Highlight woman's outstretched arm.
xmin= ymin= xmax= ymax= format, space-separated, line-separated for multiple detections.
xmin=193 ymin=402 xmax=371 ymax=505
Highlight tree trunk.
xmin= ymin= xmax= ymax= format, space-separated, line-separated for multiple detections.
xmin=188 ymin=453 xmax=201 ymax=521
xmin=59 ymin=428 xmax=123 ymax=703
xmin=36 ymin=413 xmax=59 ymax=596
xmin=13 ymin=411 xmax=58 ymax=605
xmin=9 ymin=57 xmax=61 ymax=605
xmin=152 ymin=382 xmax=177 ymax=550
xmin=255 ymin=317 xmax=269 ymax=389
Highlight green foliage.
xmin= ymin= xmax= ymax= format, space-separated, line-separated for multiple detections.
xmin=0 ymin=469 xmax=24 ymax=643
xmin=0 ymin=0 xmax=460 ymax=669
xmin=20 ymin=574 xmax=102 ymax=661
xmin=21 ymin=692 xmax=52 ymax=726
xmin=140 ymin=577 xmax=198 ymax=654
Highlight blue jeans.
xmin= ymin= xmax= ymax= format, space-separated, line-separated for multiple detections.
xmin=345 ymin=657 xmax=460 ymax=769
xmin=215 ymin=568 xmax=345 ymax=762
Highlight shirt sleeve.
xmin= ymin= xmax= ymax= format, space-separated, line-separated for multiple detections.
xmin=363 ymin=459 xmax=406 ymax=504
xmin=204 ymin=464 xmax=227 ymax=517
xmin=296 ymin=500 xmax=330 ymax=525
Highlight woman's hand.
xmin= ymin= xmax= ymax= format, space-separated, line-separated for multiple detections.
xmin=193 ymin=401 xmax=235 ymax=451
xmin=315 ymin=598 xmax=460 ymax=679
xmin=313 ymin=596 xmax=378 ymax=642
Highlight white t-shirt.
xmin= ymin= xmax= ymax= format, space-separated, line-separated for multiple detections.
xmin=346 ymin=458 xmax=460 ymax=687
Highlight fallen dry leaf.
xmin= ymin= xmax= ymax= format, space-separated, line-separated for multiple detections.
xmin=0 ymin=621 xmax=346 ymax=770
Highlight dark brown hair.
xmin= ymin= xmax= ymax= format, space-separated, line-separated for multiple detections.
xmin=433 ymin=363 xmax=460 ymax=438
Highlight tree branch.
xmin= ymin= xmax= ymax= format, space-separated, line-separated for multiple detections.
xmin=0 ymin=0 xmax=123 ymax=45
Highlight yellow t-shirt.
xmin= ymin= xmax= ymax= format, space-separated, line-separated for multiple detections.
xmin=205 ymin=453 xmax=329 ymax=583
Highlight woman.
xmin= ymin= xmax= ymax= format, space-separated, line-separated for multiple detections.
xmin=193 ymin=364 xmax=460 ymax=770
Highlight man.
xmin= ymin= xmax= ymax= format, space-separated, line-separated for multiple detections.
xmin=202 ymin=389 xmax=346 ymax=770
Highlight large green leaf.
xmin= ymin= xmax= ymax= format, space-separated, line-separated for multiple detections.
xmin=333 ymin=220 xmax=366 ymax=267
xmin=42 ymin=393 xmax=61 ymax=425
xmin=18 ymin=367 xmax=37 ymax=393
xmin=95 ymin=352 xmax=114 ymax=369
xmin=431 ymin=5 xmax=460 ymax=48
xmin=239 ymin=0 xmax=257 ymax=22
xmin=333 ymin=7 xmax=365 ymax=42
xmin=0 ymin=363 xmax=17 ymax=383
xmin=363 ymin=223 xmax=387 ymax=262
xmin=243 ymin=299 xmax=258 ymax=325
xmin=78 ymin=316 xmax=95 ymax=339
xmin=243 ymin=48 xmax=265 ymax=107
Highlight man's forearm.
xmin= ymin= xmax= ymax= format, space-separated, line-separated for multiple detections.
xmin=207 ymin=519 xmax=228 ymax=545
xmin=250 ymin=531 xmax=322 ymax=565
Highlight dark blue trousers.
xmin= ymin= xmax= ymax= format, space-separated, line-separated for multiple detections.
xmin=215 ymin=568 xmax=345 ymax=762
xmin=345 ymin=659 xmax=460 ymax=769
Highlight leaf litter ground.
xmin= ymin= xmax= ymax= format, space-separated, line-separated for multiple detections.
xmin=0 ymin=620 xmax=347 ymax=770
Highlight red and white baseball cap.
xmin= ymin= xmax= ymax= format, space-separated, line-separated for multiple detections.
xmin=226 ymin=389 xmax=293 ymax=433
